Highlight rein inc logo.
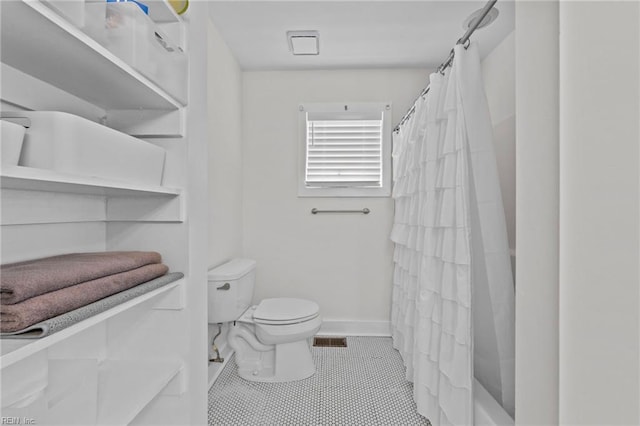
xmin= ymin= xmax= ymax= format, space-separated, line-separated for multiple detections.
xmin=1 ymin=418 xmax=35 ymax=425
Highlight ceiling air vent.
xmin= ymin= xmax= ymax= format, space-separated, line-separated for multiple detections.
xmin=287 ymin=31 xmax=320 ymax=56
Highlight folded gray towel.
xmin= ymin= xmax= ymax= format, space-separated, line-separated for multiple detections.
xmin=1 ymin=273 xmax=184 ymax=339
xmin=0 ymin=263 xmax=168 ymax=333
xmin=1 ymin=251 xmax=162 ymax=304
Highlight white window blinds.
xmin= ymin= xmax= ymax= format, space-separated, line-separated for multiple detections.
xmin=305 ymin=118 xmax=383 ymax=188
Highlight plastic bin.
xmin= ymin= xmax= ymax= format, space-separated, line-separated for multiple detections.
xmin=82 ymin=2 xmax=187 ymax=103
xmin=42 ymin=0 xmax=85 ymax=28
xmin=82 ymin=1 xmax=108 ymax=45
xmin=149 ymin=29 xmax=188 ymax=103
xmin=13 ymin=111 xmax=166 ymax=186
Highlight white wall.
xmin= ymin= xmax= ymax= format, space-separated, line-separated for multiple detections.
xmin=479 ymin=29 xmax=516 ymax=418
xmin=514 ymin=2 xmax=559 ymax=424
xmin=241 ymin=69 xmax=428 ymax=324
xmin=206 ymin=18 xmax=244 ymax=361
xmin=559 ymin=2 xmax=639 ymax=424
xmin=516 ymin=1 xmax=640 ymax=424
xmin=482 ymin=31 xmax=516 ymax=254
xmin=207 ymin=19 xmax=243 ymax=268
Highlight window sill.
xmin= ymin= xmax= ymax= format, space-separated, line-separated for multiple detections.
xmin=297 ymin=186 xmax=390 ymax=198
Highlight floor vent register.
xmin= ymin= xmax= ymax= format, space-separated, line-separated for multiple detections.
xmin=313 ymin=336 xmax=347 ymax=347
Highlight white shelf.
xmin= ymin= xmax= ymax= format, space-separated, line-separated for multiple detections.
xmin=0 ymin=0 xmax=183 ymax=110
xmin=46 ymin=359 xmax=99 ymax=425
xmin=98 ymin=359 xmax=183 ymax=425
xmin=0 ymin=279 xmax=183 ymax=368
xmin=1 ymin=166 xmax=181 ymax=197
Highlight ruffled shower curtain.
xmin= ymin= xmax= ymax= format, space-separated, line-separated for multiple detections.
xmin=390 ymin=43 xmax=515 ymax=425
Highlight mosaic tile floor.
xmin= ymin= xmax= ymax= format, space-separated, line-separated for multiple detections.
xmin=208 ymin=336 xmax=431 ymax=425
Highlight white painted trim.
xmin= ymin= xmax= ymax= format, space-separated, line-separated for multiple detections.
xmin=515 ymin=2 xmax=559 ymax=423
xmin=207 ymin=345 xmax=234 ymax=390
xmin=318 ymin=320 xmax=391 ymax=337
xmin=297 ymin=102 xmax=393 ymax=198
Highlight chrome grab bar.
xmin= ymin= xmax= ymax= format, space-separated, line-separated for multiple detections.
xmin=311 ymin=208 xmax=370 ymax=215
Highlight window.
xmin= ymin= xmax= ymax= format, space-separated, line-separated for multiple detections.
xmin=298 ymin=102 xmax=392 ymax=197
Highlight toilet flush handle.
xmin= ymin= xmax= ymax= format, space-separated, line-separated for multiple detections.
xmin=217 ymin=283 xmax=231 ymax=290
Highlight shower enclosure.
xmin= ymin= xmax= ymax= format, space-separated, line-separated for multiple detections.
xmin=390 ymin=1 xmax=515 ymax=424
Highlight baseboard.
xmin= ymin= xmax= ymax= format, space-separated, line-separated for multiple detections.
xmin=318 ymin=320 xmax=391 ymax=337
xmin=208 ymin=320 xmax=391 ymax=388
xmin=208 ymin=344 xmax=234 ymax=389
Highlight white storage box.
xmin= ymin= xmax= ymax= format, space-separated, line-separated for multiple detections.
xmin=15 ymin=111 xmax=166 ymax=186
xmin=1 ymin=119 xmax=26 ymax=166
xmin=42 ymin=0 xmax=85 ymax=28
xmin=83 ymin=2 xmax=187 ymax=103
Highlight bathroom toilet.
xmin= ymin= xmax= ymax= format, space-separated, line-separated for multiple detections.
xmin=208 ymin=258 xmax=321 ymax=382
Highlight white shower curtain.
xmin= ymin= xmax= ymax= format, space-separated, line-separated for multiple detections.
xmin=391 ymin=43 xmax=515 ymax=425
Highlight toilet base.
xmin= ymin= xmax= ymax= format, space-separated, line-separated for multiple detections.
xmin=229 ymin=323 xmax=317 ymax=383
xmin=239 ymin=340 xmax=315 ymax=383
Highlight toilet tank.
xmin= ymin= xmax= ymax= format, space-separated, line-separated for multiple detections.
xmin=207 ymin=258 xmax=256 ymax=323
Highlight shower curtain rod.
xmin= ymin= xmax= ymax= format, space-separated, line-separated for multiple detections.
xmin=392 ymin=0 xmax=498 ymax=133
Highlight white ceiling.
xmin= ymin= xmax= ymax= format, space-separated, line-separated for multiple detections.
xmin=207 ymin=1 xmax=515 ymax=71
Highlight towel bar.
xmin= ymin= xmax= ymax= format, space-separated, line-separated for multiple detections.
xmin=311 ymin=208 xmax=370 ymax=215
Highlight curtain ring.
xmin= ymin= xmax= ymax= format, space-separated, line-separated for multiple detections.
xmin=463 ymin=38 xmax=471 ymax=50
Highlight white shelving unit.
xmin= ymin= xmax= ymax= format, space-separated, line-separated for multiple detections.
xmin=1 ymin=0 xmax=183 ymax=110
xmin=1 ymin=166 xmax=181 ymax=197
xmin=0 ymin=1 xmax=209 ymax=424
xmin=97 ymin=360 xmax=183 ymax=425
xmin=0 ymin=279 xmax=183 ymax=367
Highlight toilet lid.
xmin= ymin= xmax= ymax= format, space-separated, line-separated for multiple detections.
xmin=253 ymin=298 xmax=319 ymax=324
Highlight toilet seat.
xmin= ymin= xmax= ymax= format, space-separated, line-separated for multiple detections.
xmin=253 ymin=298 xmax=319 ymax=325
